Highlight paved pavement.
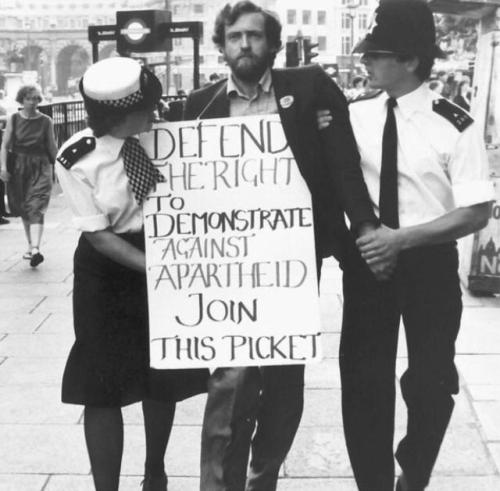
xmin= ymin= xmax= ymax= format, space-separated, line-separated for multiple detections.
xmin=0 ymin=189 xmax=499 ymax=491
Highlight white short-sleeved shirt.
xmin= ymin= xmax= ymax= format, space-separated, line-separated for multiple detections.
xmin=55 ymin=128 xmax=143 ymax=233
xmin=349 ymin=83 xmax=494 ymax=228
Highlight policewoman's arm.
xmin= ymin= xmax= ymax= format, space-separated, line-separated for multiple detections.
xmin=84 ymin=229 xmax=145 ymax=272
xmin=55 ymin=149 xmax=146 ymax=273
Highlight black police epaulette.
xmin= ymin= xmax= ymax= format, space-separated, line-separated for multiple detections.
xmin=57 ymin=137 xmax=96 ymax=169
xmin=349 ymin=89 xmax=383 ymax=104
xmin=432 ymin=99 xmax=473 ymax=132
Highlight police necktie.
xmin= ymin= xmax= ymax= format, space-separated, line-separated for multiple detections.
xmin=379 ymin=97 xmax=399 ymax=228
xmin=122 ymin=136 xmax=165 ymax=205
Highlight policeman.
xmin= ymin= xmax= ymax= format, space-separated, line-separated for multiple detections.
xmin=325 ymin=1 xmax=494 ymax=490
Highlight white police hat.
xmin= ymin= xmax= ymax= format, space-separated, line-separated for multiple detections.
xmin=80 ymin=57 xmax=162 ymax=113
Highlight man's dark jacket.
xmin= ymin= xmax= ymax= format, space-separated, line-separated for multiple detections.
xmin=183 ymin=64 xmax=376 ymax=262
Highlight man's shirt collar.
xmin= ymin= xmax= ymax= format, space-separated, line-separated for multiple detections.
xmin=391 ymin=83 xmax=429 ymax=120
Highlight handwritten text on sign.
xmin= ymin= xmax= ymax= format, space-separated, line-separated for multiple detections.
xmin=141 ymin=115 xmax=322 ymax=368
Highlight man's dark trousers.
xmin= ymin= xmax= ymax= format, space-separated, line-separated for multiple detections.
xmin=340 ymin=243 xmax=462 ymax=491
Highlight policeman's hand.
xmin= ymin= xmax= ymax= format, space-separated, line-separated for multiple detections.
xmin=356 ymin=225 xmax=402 ymax=266
xmin=316 ymin=109 xmax=332 ymax=130
xmin=0 ymin=167 xmax=9 ymax=183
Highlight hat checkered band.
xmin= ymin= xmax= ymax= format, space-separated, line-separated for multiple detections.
xmin=98 ymin=89 xmax=144 ymax=108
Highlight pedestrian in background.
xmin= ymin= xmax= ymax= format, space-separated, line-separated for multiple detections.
xmin=453 ymin=79 xmax=472 ymax=111
xmin=0 ymin=84 xmax=57 ymax=266
xmin=0 ymin=89 xmax=10 ymax=224
xmin=55 ymin=57 xmax=208 ymax=491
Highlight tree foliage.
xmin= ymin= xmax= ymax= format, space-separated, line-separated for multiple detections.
xmin=434 ymin=14 xmax=479 ymax=58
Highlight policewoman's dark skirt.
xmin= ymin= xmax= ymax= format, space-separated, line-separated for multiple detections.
xmin=62 ymin=232 xmax=209 ymax=408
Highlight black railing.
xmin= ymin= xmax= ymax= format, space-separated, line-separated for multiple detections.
xmin=39 ymin=95 xmax=187 ymax=148
xmin=39 ymin=102 xmax=87 ymax=148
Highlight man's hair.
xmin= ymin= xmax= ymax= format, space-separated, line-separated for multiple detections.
xmin=396 ymin=54 xmax=434 ymax=81
xmin=352 ymin=76 xmax=365 ymax=87
xmin=16 ymin=85 xmax=42 ymax=104
xmin=212 ymin=1 xmax=282 ymax=60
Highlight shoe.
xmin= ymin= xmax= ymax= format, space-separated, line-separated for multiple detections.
xmin=141 ymin=472 xmax=167 ymax=491
xmin=30 ymin=251 xmax=44 ymax=267
xmin=0 ymin=217 xmax=9 ymax=225
xmin=23 ymin=251 xmax=32 ymax=260
xmin=396 ymin=474 xmax=424 ymax=491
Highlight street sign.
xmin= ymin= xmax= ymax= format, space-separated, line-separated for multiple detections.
xmin=159 ymin=21 xmax=203 ymax=39
xmin=88 ymin=25 xmax=118 ymax=43
xmin=116 ymin=10 xmax=172 ymax=54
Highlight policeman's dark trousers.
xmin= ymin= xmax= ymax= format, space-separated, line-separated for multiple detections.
xmin=200 ymin=364 xmax=304 ymax=491
xmin=340 ymin=243 xmax=462 ymax=491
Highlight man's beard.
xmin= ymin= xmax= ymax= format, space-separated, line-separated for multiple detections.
xmin=225 ymin=52 xmax=271 ymax=83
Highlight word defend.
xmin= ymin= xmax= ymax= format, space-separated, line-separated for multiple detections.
xmin=142 ymin=115 xmax=322 ymax=368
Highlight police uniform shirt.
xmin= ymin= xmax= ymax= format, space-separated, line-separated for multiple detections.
xmin=227 ymin=68 xmax=278 ymax=117
xmin=55 ymin=128 xmax=143 ymax=234
xmin=349 ymin=83 xmax=494 ymax=228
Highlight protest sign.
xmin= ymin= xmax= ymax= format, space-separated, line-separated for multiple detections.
xmin=141 ymin=114 xmax=322 ymax=368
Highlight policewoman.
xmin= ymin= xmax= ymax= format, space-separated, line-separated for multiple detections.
xmin=336 ymin=1 xmax=495 ymax=491
xmin=55 ymin=57 xmax=208 ymax=491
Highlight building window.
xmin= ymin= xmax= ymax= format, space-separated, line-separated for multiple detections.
xmin=199 ymin=55 xmax=205 ymax=64
xmin=341 ymin=36 xmax=352 ymax=55
xmin=318 ymin=36 xmax=327 ymax=51
xmin=193 ymin=4 xmax=203 ymax=14
xmin=302 ymin=10 xmax=311 ymax=25
xmin=358 ymin=13 xmax=368 ymax=30
xmin=341 ymin=13 xmax=351 ymax=29
xmin=287 ymin=35 xmax=296 ymax=43
xmin=317 ymin=10 xmax=326 ymax=25
xmin=287 ymin=9 xmax=296 ymax=24
xmin=174 ymin=38 xmax=182 ymax=47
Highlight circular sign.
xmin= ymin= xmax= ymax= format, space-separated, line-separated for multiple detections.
xmin=121 ymin=18 xmax=151 ymax=44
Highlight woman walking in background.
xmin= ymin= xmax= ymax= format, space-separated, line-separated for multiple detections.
xmin=0 ymin=84 xmax=57 ymax=266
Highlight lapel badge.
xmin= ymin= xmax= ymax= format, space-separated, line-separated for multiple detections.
xmin=279 ymin=95 xmax=294 ymax=109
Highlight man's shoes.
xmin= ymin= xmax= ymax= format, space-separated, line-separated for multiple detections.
xmin=396 ymin=474 xmax=424 ymax=491
xmin=0 ymin=217 xmax=9 ymax=225
xmin=141 ymin=472 xmax=168 ymax=491
xmin=30 ymin=250 xmax=44 ymax=267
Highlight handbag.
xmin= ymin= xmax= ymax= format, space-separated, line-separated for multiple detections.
xmin=6 ymin=112 xmax=17 ymax=174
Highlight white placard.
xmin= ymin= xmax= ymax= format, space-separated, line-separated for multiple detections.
xmin=141 ymin=114 xmax=322 ymax=368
